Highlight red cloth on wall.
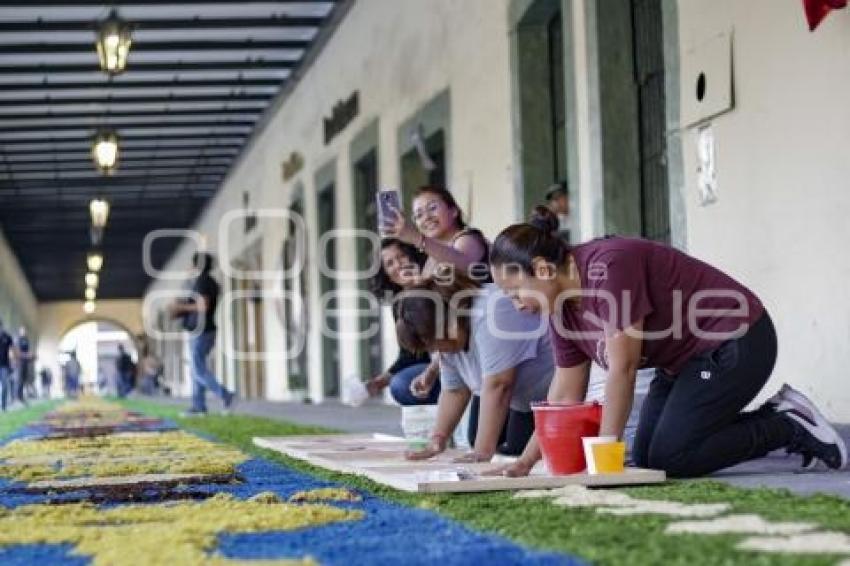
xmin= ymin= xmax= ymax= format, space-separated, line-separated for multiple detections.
xmin=804 ymin=0 xmax=848 ymax=30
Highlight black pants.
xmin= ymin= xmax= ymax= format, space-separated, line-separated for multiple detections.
xmin=633 ymin=313 xmax=794 ymax=478
xmin=467 ymin=395 xmax=536 ymax=456
xmin=16 ymin=362 xmax=30 ymax=403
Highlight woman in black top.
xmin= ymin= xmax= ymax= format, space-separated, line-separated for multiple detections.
xmin=366 ymin=238 xmax=438 ymax=404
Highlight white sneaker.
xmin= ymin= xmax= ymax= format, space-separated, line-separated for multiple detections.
xmin=772 ymin=384 xmax=847 ymax=471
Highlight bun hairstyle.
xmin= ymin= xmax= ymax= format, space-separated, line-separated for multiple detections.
xmin=412 ymin=185 xmax=467 ymax=229
xmin=490 ymin=206 xmax=570 ymax=274
xmin=394 ymin=267 xmax=481 ymax=354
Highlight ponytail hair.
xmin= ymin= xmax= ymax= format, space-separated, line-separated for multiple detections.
xmin=490 ymin=206 xmax=570 ymax=274
xmin=394 ymin=267 xmax=481 ymax=353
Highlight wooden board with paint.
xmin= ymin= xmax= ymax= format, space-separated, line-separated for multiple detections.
xmin=254 ymin=433 xmax=666 ymax=493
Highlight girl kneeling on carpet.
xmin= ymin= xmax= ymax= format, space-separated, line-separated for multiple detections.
xmin=395 ymin=271 xmax=553 ymax=460
xmin=485 ymin=206 xmax=846 ymax=478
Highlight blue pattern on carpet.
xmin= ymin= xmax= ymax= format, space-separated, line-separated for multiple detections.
xmin=0 ymin=418 xmax=583 ymax=565
xmin=0 ymin=543 xmax=90 ymax=566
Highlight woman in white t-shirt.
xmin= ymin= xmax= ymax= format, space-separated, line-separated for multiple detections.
xmin=394 ymin=272 xmax=553 ymax=461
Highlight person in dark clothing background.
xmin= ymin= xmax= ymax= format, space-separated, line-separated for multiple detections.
xmin=116 ymin=344 xmax=135 ymax=398
xmin=39 ymin=367 xmax=52 ymax=399
xmin=14 ymin=326 xmax=33 ymax=406
xmin=169 ymin=252 xmax=234 ymax=416
xmin=0 ymin=319 xmax=13 ymax=411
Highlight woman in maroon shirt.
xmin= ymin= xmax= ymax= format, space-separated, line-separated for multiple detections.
xmin=486 ymin=207 xmax=846 ymax=478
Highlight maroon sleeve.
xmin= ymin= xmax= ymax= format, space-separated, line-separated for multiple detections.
xmin=589 ymin=250 xmax=653 ymax=335
xmin=548 ymin=319 xmax=589 ymax=368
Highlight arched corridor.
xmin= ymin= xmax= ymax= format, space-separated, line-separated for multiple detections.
xmin=57 ymin=319 xmax=137 ymax=397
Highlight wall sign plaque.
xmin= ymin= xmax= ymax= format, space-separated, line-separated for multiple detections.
xmin=282 ymin=152 xmax=304 ymax=182
xmin=323 ymin=91 xmax=359 ymax=145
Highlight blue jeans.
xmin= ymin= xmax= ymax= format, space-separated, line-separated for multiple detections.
xmin=0 ymin=366 xmax=9 ymax=411
xmin=117 ymin=371 xmax=133 ymax=398
xmin=190 ymin=331 xmax=229 ymax=411
xmin=389 ymin=363 xmax=441 ymax=406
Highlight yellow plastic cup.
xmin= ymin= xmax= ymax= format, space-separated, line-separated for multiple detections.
xmin=590 ymin=441 xmax=626 ymax=474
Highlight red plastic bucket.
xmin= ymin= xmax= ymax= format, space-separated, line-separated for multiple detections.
xmin=532 ymin=401 xmax=602 ymax=475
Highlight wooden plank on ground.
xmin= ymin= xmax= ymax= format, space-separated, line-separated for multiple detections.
xmin=364 ymin=467 xmax=666 ymax=493
xmin=254 ymin=434 xmax=666 ymax=493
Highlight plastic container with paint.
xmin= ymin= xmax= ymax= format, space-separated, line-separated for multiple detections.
xmin=532 ymin=401 xmax=602 ymax=475
xmin=401 ymin=405 xmax=438 ymax=449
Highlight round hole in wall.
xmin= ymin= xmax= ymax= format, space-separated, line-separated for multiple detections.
xmin=696 ymin=72 xmax=707 ymax=102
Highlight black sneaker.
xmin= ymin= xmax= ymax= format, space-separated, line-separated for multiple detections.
xmin=780 ymin=387 xmax=848 ymax=470
xmin=222 ymin=390 xmax=236 ymax=415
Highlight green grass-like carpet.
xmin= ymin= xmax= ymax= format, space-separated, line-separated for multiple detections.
xmin=0 ymin=400 xmax=59 ymax=439
xmin=95 ymin=399 xmax=850 ymax=565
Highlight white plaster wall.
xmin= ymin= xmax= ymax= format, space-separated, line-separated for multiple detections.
xmin=147 ymin=0 xmax=516 ymax=402
xmin=0 ymin=227 xmax=39 ymax=332
xmin=37 ymin=299 xmax=143 ymax=396
xmin=676 ymin=0 xmax=850 ymax=419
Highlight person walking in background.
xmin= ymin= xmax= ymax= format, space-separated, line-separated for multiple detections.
xmin=64 ymin=351 xmax=81 ymax=399
xmin=140 ymin=346 xmax=162 ymax=396
xmin=39 ymin=367 xmax=52 ymax=399
xmin=116 ymin=344 xmax=135 ymax=398
xmin=14 ymin=327 xmax=33 ymax=407
xmin=169 ymin=252 xmax=234 ymax=416
xmin=0 ymin=319 xmax=13 ymax=411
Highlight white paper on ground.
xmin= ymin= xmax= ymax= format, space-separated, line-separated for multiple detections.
xmin=341 ymin=376 xmax=369 ymax=407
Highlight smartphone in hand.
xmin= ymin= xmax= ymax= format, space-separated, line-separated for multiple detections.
xmin=376 ymin=189 xmax=401 ymax=234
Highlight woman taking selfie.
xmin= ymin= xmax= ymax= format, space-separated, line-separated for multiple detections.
xmin=382 ymin=185 xmax=491 ymax=281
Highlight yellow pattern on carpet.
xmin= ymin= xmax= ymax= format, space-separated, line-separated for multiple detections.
xmin=0 ymin=431 xmax=247 ymax=482
xmin=0 ymin=492 xmax=363 ymax=566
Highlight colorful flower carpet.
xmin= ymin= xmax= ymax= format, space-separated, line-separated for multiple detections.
xmin=0 ymin=400 xmax=578 ymax=565
xmin=3 ymin=400 xmax=850 ymax=565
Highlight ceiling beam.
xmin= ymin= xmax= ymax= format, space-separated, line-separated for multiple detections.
xmin=2 ymin=0 xmax=334 ymax=5
xmin=0 ymin=93 xmax=273 ymax=108
xmin=0 ymin=16 xmax=326 ymax=33
xmin=1 ymin=137 xmax=246 ymax=150
xmin=0 ymin=78 xmax=282 ymax=92
xmin=0 ymin=40 xmax=310 ymax=55
xmin=1 ymin=149 xmax=240 ymax=161
xmin=0 ymin=120 xmax=255 ymax=133
xmin=0 ymin=187 xmax=219 ymax=201
xmin=0 ymin=60 xmax=296 ymax=75
xmin=2 ymin=173 xmax=224 ymax=187
xmin=0 ymin=108 xmax=263 ymax=122
xmin=3 ymin=155 xmax=233 ymax=167
xmin=4 ymin=162 xmax=230 ymax=174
